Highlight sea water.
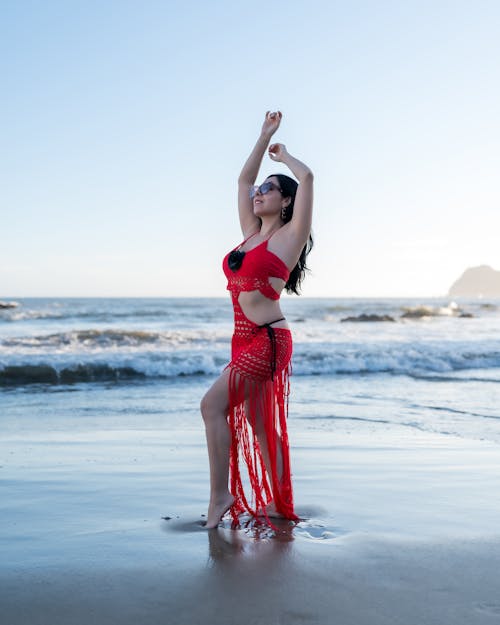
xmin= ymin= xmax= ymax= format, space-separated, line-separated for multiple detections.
xmin=1 ymin=296 xmax=500 ymax=444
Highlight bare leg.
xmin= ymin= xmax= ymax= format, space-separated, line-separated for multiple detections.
xmin=200 ymin=369 xmax=234 ymax=528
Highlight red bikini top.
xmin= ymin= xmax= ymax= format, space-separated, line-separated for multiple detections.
xmin=222 ymin=232 xmax=290 ymax=301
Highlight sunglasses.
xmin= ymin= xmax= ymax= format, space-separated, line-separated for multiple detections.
xmin=249 ymin=181 xmax=283 ymax=199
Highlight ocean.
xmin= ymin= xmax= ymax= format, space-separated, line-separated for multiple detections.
xmin=1 ymin=296 xmax=500 ymax=444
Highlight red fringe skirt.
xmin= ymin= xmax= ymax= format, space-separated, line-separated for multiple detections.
xmin=225 ymin=298 xmax=298 ymax=525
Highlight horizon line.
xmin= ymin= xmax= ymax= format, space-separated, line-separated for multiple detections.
xmin=2 ymin=293 xmax=488 ymax=300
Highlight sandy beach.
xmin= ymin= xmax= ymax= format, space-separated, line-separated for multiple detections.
xmin=2 ymin=376 xmax=500 ymax=625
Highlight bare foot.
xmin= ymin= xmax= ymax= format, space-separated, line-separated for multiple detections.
xmin=205 ymin=493 xmax=235 ymax=529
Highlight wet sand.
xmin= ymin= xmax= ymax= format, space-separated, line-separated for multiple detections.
xmin=2 ymin=408 xmax=500 ymax=624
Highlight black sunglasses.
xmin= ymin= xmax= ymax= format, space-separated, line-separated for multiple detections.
xmin=249 ymin=181 xmax=283 ymax=199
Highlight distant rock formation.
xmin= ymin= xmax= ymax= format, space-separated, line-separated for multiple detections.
xmin=449 ymin=265 xmax=500 ymax=298
xmin=400 ymin=302 xmax=473 ymax=319
xmin=0 ymin=300 xmax=19 ymax=309
xmin=341 ymin=313 xmax=396 ymax=323
xmin=401 ymin=306 xmax=438 ymax=319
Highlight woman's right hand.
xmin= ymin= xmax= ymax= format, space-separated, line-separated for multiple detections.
xmin=268 ymin=142 xmax=289 ymax=163
xmin=260 ymin=111 xmax=282 ymax=139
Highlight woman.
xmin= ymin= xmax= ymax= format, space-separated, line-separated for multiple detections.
xmin=200 ymin=111 xmax=313 ymax=529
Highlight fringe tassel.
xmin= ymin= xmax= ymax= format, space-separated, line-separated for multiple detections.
xmin=227 ymin=363 xmax=298 ymax=526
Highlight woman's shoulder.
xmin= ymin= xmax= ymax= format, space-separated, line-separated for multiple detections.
xmin=268 ymin=224 xmax=306 ymax=268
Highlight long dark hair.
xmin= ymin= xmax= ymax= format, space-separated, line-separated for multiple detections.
xmin=270 ymin=173 xmax=313 ymax=295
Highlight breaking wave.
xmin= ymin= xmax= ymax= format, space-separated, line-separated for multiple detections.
xmin=1 ymin=339 xmax=500 ymax=386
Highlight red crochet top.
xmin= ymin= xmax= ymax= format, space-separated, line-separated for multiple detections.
xmin=223 ymin=233 xmax=290 ymax=300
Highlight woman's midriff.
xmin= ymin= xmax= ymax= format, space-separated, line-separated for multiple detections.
xmin=237 ymin=287 xmax=289 ymax=330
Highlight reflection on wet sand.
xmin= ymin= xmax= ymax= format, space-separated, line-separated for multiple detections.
xmin=159 ymin=514 xmax=348 ymax=623
xmin=207 ymin=517 xmax=296 ymax=565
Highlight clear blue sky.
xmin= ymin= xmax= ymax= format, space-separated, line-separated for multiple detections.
xmin=2 ymin=0 xmax=499 ymax=297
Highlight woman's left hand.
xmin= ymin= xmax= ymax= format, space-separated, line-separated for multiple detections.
xmin=268 ymin=143 xmax=289 ymax=162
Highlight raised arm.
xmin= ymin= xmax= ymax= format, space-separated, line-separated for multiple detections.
xmin=237 ymin=111 xmax=282 ymax=236
xmin=269 ymin=143 xmax=313 ymax=246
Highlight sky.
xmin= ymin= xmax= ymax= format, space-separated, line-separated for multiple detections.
xmin=2 ymin=0 xmax=499 ymax=298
